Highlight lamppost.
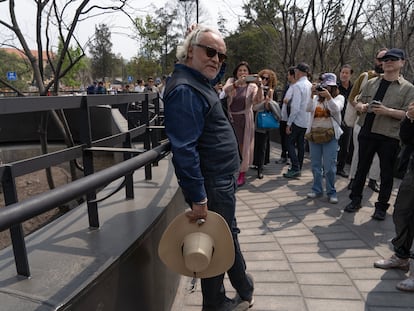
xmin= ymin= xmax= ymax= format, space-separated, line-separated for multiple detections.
xmin=179 ymin=0 xmax=199 ymax=24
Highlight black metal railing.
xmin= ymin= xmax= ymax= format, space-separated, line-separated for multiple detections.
xmin=0 ymin=93 xmax=170 ymax=277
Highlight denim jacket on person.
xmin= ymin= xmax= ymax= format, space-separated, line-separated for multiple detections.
xmin=357 ymin=76 xmax=414 ymax=140
xmin=164 ymin=64 xmax=240 ymax=203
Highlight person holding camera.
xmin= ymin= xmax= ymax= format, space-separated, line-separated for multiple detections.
xmin=305 ymin=73 xmax=344 ymax=204
xmin=252 ymin=69 xmax=279 ymax=179
xmin=223 ymin=61 xmax=263 ymax=186
xmin=344 ymin=48 xmax=414 ymax=220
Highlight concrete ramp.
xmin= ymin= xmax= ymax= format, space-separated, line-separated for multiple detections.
xmin=0 ymin=157 xmax=185 ymax=311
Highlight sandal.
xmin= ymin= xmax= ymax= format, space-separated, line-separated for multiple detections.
xmin=396 ymin=277 xmax=414 ymax=292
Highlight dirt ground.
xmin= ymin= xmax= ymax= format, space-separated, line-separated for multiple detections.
xmin=0 ymin=167 xmax=72 ymax=250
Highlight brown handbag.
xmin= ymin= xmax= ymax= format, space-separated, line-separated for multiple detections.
xmin=305 ymin=127 xmax=335 ymax=144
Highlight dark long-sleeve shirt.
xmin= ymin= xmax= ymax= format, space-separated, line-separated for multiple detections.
xmin=164 ymin=64 xmax=239 ymax=203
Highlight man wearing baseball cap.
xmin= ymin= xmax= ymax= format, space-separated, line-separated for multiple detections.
xmin=344 ymin=48 xmax=414 ymax=220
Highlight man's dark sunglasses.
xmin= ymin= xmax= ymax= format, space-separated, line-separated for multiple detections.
xmin=193 ymin=44 xmax=227 ymax=62
xmin=261 ymin=76 xmax=270 ymax=80
xmin=381 ymin=56 xmax=401 ymax=62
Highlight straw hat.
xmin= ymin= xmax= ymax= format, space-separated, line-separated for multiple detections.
xmin=158 ymin=211 xmax=235 ymax=278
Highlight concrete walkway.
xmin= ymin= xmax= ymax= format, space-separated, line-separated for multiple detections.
xmin=171 ymin=142 xmax=413 ymax=311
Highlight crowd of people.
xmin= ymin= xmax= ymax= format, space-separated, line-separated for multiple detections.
xmin=162 ymin=24 xmax=414 ymax=310
xmin=86 ymin=76 xmax=167 ymax=97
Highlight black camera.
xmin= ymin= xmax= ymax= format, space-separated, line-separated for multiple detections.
xmin=316 ymin=84 xmax=324 ymax=91
xmin=263 ymin=86 xmax=269 ymax=97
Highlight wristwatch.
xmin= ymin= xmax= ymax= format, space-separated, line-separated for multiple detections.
xmin=193 ymin=198 xmax=208 ymax=206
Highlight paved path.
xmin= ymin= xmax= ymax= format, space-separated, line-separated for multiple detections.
xmin=171 ymin=143 xmax=413 ymax=311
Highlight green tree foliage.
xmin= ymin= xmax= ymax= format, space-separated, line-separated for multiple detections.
xmin=0 ymin=49 xmax=32 ymax=92
xmin=132 ymin=8 xmax=179 ymax=76
xmin=89 ymin=24 xmax=114 ymax=81
xmin=57 ymin=41 xmax=88 ymax=88
xmin=127 ymin=56 xmax=161 ymax=82
xmin=225 ymin=25 xmax=279 ymax=79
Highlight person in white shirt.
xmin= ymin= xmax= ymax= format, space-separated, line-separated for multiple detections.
xmin=283 ymin=62 xmax=312 ymax=178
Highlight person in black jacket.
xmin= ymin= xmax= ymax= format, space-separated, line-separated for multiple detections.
xmin=374 ymin=102 xmax=414 ymax=292
xmin=164 ymin=25 xmax=254 ymax=311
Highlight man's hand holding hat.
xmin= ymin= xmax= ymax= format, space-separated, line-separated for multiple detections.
xmin=186 ymin=199 xmax=208 ymax=222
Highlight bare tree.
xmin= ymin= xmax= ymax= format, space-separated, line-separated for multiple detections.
xmin=0 ymin=0 xmax=129 ymax=188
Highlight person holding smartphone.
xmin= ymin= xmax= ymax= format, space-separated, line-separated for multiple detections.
xmin=344 ymin=48 xmax=414 ymax=220
xmin=252 ymin=69 xmax=279 ymax=179
xmin=223 ymin=62 xmax=263 ymax=186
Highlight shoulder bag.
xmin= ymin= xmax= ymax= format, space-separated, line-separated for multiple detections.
xmin=257 ymin=110 xmax=279 ymax=129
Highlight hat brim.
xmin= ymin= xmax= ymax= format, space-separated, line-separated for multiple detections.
xmin=158 ymin=211 xmax=235 ymax=278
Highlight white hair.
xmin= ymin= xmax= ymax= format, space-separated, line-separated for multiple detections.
xmin=176 ymin=25 xmax=222 ymax=63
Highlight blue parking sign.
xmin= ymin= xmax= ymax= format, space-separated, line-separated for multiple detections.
xmin=7 ymin=71 xmax=17 ymax=81
xmin=127 ymin=75 xmax=133 ymax=82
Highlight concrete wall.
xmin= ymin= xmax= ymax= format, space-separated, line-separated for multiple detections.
xmin=61 ymin=191 xmax=185 ymax=311
xmin=0 ymin=158 xmax=185 ymax=311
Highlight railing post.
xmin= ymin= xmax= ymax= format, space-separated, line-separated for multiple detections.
xmin=143 ymin=94 xmax=152 ymax=180
xmin=80 ymin=96 xmax=99 ymax=228
xmin=1 ymin=165 xmax=30 ymax=277
xmin=123 ymin=132 xmax=134 ymax=199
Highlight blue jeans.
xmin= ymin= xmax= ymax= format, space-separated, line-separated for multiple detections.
xmin=287 ymin=123 xmax=307 ymax=171
xmin=201 ymin=174 xmax=254 ymax=308
xmin=309 ymin=139 xmax=338 ymax=197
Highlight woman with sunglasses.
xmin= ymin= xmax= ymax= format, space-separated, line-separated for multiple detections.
xmin=223 ymin=61 xmax=263 ymax=186
xmin=253 ymin=69 xmax=279 ymax=179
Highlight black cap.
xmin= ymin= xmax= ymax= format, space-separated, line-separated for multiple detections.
xmin=381 ymin=48 xmax=405 ymax=60
xmin=295 ymin=62 xmax=310 ymax=73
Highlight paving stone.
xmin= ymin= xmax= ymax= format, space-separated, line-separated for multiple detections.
xmin=296 ymin=272 xmax=352 ymax=285
xmin=306 ymin=299 xmax=365 ymax=311
xmin=301 ymin=284 xmax=361 ymax=299
xmin=172 ymin=142 xmax=404 ymax=311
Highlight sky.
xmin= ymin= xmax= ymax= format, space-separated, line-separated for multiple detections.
xmin=0 ymin=0 xmax=245 ymax=60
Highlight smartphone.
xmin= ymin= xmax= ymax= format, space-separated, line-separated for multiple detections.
xmin=245 ymin=75 xmax=257 ymax=83
xmin=368 ymin=100 xmax=381 ymax=112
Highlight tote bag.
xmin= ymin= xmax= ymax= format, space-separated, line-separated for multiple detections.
xmin=257 ymin=111 xmax=279 ymax=129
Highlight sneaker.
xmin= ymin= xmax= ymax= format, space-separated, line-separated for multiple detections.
xmin=372 ymin=208 xmax=386 ymax=221
xmin=328 ymin=196 xmax=339 ymax=204
xmin=283 ymin=169 xmax=301 ymax=178
xmin=396 ymin=276 xmax=414 ymax=292
xmin=234 ymin=295 xmax=254 ymax=309
xmin=374 ymin=254 xmax=410 ymax=271
xmin=307 ymin=192 xmax=323 ymax=199
xmin=202 ymin=297 xmax=249 ymax=311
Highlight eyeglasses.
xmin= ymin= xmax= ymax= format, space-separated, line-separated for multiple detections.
xmin=261 ymin=76 xmax=269 ymax=81
xmin=193 ymin=44 xmax=227 ymax=62
xmin=381 ymin=57 xmax=401 ymax=62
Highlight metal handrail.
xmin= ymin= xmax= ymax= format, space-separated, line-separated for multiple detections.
xmin=0 ymin=142 xmax=170 ymax=232
xmin=0 ymin=93 xmax=168 ymax=277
